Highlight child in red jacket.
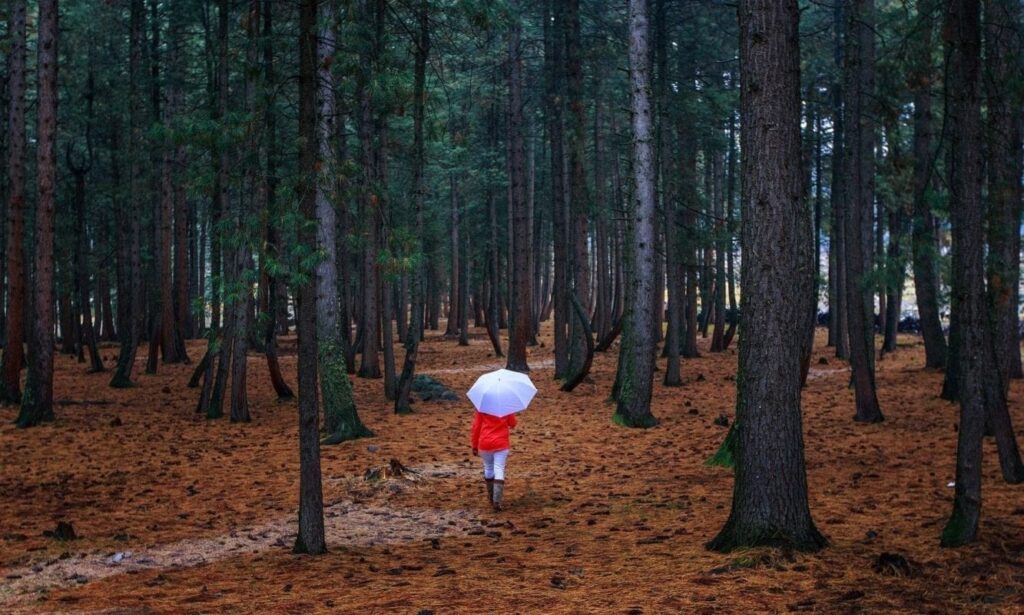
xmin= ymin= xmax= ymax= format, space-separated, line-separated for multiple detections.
xmin=470 ymin=411 xmax=518 ymax=511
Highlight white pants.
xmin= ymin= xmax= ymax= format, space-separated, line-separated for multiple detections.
xmin=481 ymin=449 xmax=509 ymax=481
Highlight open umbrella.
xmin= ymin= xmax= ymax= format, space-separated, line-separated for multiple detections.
xmin=467 ymin=369 xmax=537 ymax=417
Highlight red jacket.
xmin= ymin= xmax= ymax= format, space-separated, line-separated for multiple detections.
xmin=470 ymin=411 xmax=517 ymax=452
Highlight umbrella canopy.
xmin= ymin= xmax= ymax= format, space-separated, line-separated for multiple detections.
xmin=467 ymin=369 xmax=537 ymax=417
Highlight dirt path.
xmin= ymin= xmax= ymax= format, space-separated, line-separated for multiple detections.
xmin=0 ymin=465 xmax=489 ymax=611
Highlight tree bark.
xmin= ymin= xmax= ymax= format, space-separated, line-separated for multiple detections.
xmin=940 ymin=0 xmax=1014 ymax=547
xmin=17 ymin=0 xmax=59 ymax=427
xmin=356 ymin=0 xmax=381 ymax=379
xmin=708 ymin=0 xmax=825 ymax=552
xmin=110 ymin=0 xmax=147 ymax=389
xmin=260 ymin=0 xmax=294 ymax=401
xmin=830 ymin=0 xmax=849 ymax=358
xmin=318 ymin=1 xmax=370 ymax=440
xmin=984 ymin=0 xmax=1024 ymax=389
xmin=395 ymin=0 xmax=431 ymax=415
xmin=908 ymin=4 xmax=946 ymax=369
xmin=842 ymin=0 xmax=883 ymax=423
xmin=614 ymin=0 xmax=658 ymax=428
xmin=506 ymin=0 xmax=531 ymax=373
xmin=1 ymin=0 xmax=27 ymax=404
xmin=545 ymin=0 xmax=568 ymax=378
xmin=294 ymin=0 xmax=326 ymax=555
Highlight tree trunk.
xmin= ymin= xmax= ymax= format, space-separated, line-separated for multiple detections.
xmin=566 ymin=0 xmax=590 ymax=315
xmin=357 ymin=2 xmax=381 ymax=379
xmin=708 ymin=0 xmax=825 ymax=552
xmin=984 ymin=0 xmax=1024 ymax=389
xmin=259 ymin=0 xmax=294 ymax=401
xmin=830 ymin=0 xmax=849 ymax=358
xmin=17 ymin=0 xmax=59 ymax=427
xmin=318 ymin=2 xmax=370 ymax=440
xmin=1 ymin=0 xmax=27 ymax=404
xmin=545 ymin=0 xmax=568 ymax=378
xmin=940 ymin=0 xmax=1020 ymax=547
xmin=842 ymin=0 xmax=883 ymax=423
xmin=294 ymin=0 xmax=326 ymax=555
xmin=506 ymin=1 xmax=531 ymax=373
xmin=908 ymin=6 xmax=946 ymax=369
xmin=614 ymin=0 xmax=658 ymax=428
xmin=710 ymin=147 xmax=727 ymax=352
xmin=395 ymin=0 xmax=431 ymax=415
xmin=110 ymin=0 xmax=147 ymax=389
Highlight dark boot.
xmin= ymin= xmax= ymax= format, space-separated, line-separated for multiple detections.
xmin=485 ymin=478 xmax=494 ymax=505
xmin=492 ymin=479 xmax=505 ymax=511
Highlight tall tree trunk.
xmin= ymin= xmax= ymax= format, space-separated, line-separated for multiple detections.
xmin=708 ymin=0 xmax=825 ymax=552
xmin=356 ymin=0 xmax=381 ymax=379
xmin=110 ymin=0 xmax=147 ymax=389
xmin=17 ymin=0 xmax=59 ymax=427
xmin=258 ymin=0 xmax=293 ymax=400
xmin=909 ymin=3 xmax=946 ymax=369
xmin=842 ymin=0 xmax=883 ymax=423
xmin=614 ymin=0 xmax=658 ymax=428
xmin=545 ymin=0 xmax=568 ymax=378
xmin=984 ymin=0 xmax=1024 ymax=389
xmin=940 ymin=0 xmax=1023 ymax=547
xmin=318 ymin=1 xmax=370 ymax=440
xmin=830 ymin=0 xmax=849 ymax=358
xmin=294 ymin=0 xmax=326 ymax=555
xmin=566 ymin=0 xmax=590 ymax=312
xmin=170 ymin=6 xmax=191 ymax=362
xmin=506 ymin=0 xmax=531 ymax=373
xmin=1 ymin=0 xmax=27 ymax=404
xmin=395 ymin=0 xmax=431 ymax=415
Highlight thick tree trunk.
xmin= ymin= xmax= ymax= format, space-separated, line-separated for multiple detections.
xmin=0 ymin=0 xmax=27 ymax=404
xmin=984 ymin=0 xmax=1024 ymax=389
xmin=708 ymin=0 xmax=825 ymax=552
xmin=506 ymin=2 xmax=531 ymax=373
xmin=17 ymin=0 xmax=59 ymax=427
xmin=614 ymin=0 xmax=658 ymax=428
xmin=940 ymin=0 xmax=1019 ymax=547
xmin=566 ymin=0 xmax=590 ymax=317
xmin=294 ymin=0 xmax=326 ymax=555
xmin=318 ymin=3 xmax=370 ymax=440
xmin=842 ymin=0 xmax=883 ymax=423
xmin=357 ymin=8 xmax=381 ymax=379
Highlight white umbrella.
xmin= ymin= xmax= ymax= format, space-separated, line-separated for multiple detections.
xmin=466 ymin=369 xmax=537 ymax=417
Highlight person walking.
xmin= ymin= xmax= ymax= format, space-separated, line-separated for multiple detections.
xmin=471 ymin=411 xmax=517 ymax=510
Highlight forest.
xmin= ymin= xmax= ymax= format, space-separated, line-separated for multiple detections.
xmin=1 ymin=0 xmax=1023 ymax=612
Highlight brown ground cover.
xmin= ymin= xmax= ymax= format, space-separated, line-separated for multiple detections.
xmin=2 ymin=326 xmax=1023 ymax=614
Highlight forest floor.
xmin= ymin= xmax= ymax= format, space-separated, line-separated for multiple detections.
xmin=2 ymin=325 xmax=1024 ymax=614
